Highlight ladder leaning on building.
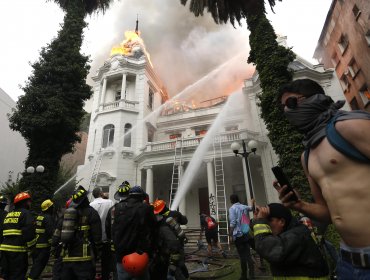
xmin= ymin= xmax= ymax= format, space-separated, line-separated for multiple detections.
xmin=169 ymin=137 xmax=184 ymax=209
xmin=213 ymin=136 xmax=230 ymax=249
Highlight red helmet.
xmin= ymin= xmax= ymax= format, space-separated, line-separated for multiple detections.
xmin=122 ymin=252 xmax=149 ymax=277
xmin=153 ymin=199 xmax=166 ymax=215
xmin=14 ymin=192 xmax=31 ymax=204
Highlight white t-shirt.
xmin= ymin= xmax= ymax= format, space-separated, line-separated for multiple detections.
xmin=90 ymin=197 xmax=114 ymax=241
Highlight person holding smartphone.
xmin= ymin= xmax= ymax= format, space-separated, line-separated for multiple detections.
xmin=276 ymin=79 xmax=370 ymax=278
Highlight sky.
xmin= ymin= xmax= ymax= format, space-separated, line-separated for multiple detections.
xmin=0 ymin=0 xmax=333 ymax=103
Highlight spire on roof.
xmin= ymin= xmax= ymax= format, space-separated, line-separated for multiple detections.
xmin=135 ymin=14 xmax=139 ymax=35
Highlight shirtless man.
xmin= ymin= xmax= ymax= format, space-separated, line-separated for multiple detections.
xmin=276 ymin=79 xmax=370 ymax=278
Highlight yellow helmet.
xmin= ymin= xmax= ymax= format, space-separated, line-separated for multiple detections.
xmin=41 ymin=199 xmax=54 ymax=212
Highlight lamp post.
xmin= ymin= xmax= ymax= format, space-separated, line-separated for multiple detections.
xmin=26 ymin=165 xmax=45 ymax=174
xmin=230 ymin=140 xmax=258 ymax=201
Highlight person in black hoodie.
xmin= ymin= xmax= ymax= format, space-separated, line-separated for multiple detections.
xmin=253 ymin=203 xmax=329 ymax=279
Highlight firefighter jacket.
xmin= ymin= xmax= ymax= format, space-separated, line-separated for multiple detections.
xmin=253 ymin=218 xmax=329 ymax=279
xmin=0 ymin=209 xmax=8 ymax=244
xmin=0 ymin=207 xmax=36 ymax=253
xmin=54 ymin=205 xmax=102 ymax=262
xmin=35 ymin=212 xmax=54 ymax=249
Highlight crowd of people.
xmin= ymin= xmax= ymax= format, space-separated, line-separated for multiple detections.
xmin=0 ymin=78 xmax=369 ymax=280
xmin=0 ymin=182 xmax=190 ymax=280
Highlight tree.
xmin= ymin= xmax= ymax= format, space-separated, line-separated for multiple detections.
xmin=180 ymin=0 xmax=311 ymax=199
xmin=9 ymin=0 xmax=111 ymax=210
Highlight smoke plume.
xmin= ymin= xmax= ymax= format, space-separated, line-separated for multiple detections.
xmin=87 ymin=0 xmax=254 ymax=102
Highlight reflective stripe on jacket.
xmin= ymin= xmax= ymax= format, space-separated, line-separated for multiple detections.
xmin=0 ymin=208 xmax=36 ymax=252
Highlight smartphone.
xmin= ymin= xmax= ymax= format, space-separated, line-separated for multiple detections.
xmin=271 ymin=166 xmax=298 ymax=202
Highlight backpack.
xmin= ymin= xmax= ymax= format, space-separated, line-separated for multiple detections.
xmin=304 ymin=115 xmax=370 ymax=167
xmin=113 ymin=201 xmax=147 ymax=256
xmin=206 ymin=216 xmax=217 ymax=230
xmin=240 ymin=209 xmax=250 ymax=235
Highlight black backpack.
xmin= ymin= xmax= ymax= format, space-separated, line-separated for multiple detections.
xmin=113 ymin=200 xmax=148 ymax=256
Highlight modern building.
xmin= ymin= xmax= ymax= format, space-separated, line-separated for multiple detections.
xmin=77 ymin=33 xmax=347 ymax=231
xmin=0 ymin=88 xmax=28 ymax=185
xmin=314 ymin=0 xmax=370 ymax=111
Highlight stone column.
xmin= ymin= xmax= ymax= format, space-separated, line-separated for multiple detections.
xmin=206 ymin=159 xmax=217 ymax=218
xmin=242 ymin=159 xmax=253 ymax=211
xmin=178 ymin=164 xmax=186 ymax=217
xmin=120 ymin=72 xmax=127 ymax=100
xmin=145 ymin=166 xmax=154 ymax=202
xmin=100 ymin=77 xmax=107 ymax=109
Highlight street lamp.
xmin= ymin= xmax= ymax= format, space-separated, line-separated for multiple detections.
xmin=230 ymin=140 xmax=258 ymax=200
xmin=26 ymin=165 xmax=45 ymax=174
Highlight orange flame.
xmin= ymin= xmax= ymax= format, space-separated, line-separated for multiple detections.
xmin=110 ymin=30 xmax=153 ymax=67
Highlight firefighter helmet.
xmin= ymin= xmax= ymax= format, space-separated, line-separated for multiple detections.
xmin=129 ymin=186 xmax=145 ymax=197
xmin=0 ymin=195 xmax=7 ymax=205
xmin=153 ymin=199 xmax=166 ymax=215
xmin=14 ymin=192 xmax=31 ymax=204
xmin=122 ymin=252 xmax=149 ymax=277
xmin=114 ymin=181 xmax=131 ymax=201
xmin=72 ymin=186 xmax=88 ymax=206
xmin=41 ymin=199 xmax=54 ymax=212
xmin=65 ymin=198 xmax=72 ymax=208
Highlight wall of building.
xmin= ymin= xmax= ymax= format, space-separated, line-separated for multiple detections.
xmin=0 ymin=88 xmax=28 ymax=185
xmin=314 ymin=0 xmax=370 ymax=110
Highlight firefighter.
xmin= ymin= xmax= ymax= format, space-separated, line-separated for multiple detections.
xmin=151 ymin=200 xmax=189 ymax=280
xmin=0 ymin=192 xmax=36 ymax=280
xmin=28 ymin=199 xmax=55 ymax=279
xmin=105 ymin=181 xmax=131 ymax=280
xmin=0 ymin=195 xmax=8 ymax=276
xmin=53 ymin=186 xmax=102 ymax=280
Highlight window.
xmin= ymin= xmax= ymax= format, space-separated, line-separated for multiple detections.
xmin=115 ymin=91 xmax=121 ymax=101
xmin=340 ymin=74 xmax=349 ymax=91
xmin=359 ymin=85 xmax=370 ymax=107
xmin=348 ymin=59 xmax=360 ymax=78
xmin=169 ymin=133 xmax=181 ymax=140
xmin=102 ymin=124 xmax=114 ymax=148
xmin=366 ymin=30 xmax=370 ymax=47
xmin=148 ymin=90 xmax=154 ymax=110
xmin=123 ymin=123 xmax=132 ymax=147
xmin=352 ymin=5 xmax=361 ymax=20
xmin=338 ymin=34 xmax=349 ymax=54
xmin=147 ymin=127 xmax=155 ymax=142
xmin=350 ymin=97 xmax=360 ymax=110
xmin=331 ymin=52 xmax=340 ymax=68
xmin=225 ymin=125 xmax=238 ymax=131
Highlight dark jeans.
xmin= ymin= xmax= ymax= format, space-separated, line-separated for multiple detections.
xmin=235 ymin=235 xmax=254 ymax=279
xmin=0 ymin=251 xmax=28 ymax=280
xmin=337 ymin=258 xmax=370 ymax=280
xmin=61 ymin=261 xmax=96 ymax=280
xmin=29 ymin=247 xmax=51 ymax=279
xmin=101 ymin=242 xmax=112 ymax=280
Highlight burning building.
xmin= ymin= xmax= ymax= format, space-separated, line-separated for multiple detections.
xmin=77 ymin=29 xmax=346 ymax=244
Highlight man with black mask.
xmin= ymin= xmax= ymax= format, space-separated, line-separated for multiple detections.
xmin=275 ymin=78 xmax=370 ymax=279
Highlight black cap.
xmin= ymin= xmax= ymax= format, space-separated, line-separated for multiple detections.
xmin=268 ymin=203 xmax=292 ymax=226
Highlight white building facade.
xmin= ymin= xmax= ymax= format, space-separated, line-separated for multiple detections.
xmin=0 ymin=88 xmax=28 ymax=185
xmin=78 ymin=37 xmax=347 ymax=228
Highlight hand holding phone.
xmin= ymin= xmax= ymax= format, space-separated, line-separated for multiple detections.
xmin=271 ymin=166 xmax=298 ymax=202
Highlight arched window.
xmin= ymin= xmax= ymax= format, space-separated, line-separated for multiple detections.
xmin=124 ymin=123 xmax=132 ymax=147
xmin=149 ymin=90 xmax=154 ymax=109
xmin=102 ymin=124 xmax=114 ymax=148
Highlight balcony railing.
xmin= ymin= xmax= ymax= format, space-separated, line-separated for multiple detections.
xmin=98 ymin=99 xmax=139 ymax=112
xmin=145 ymin=129 xmax=262 ymax=152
